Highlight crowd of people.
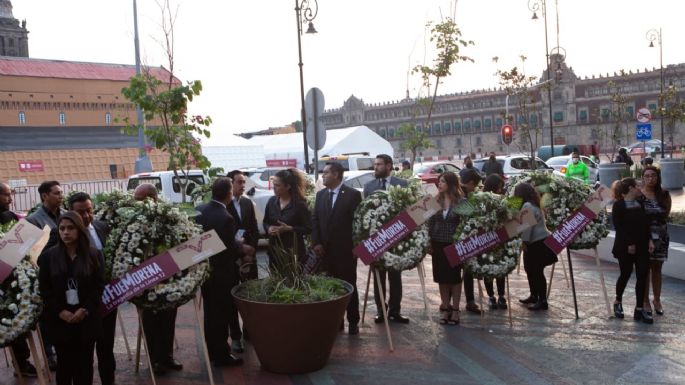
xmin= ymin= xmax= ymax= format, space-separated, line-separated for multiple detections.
xmin=0 ymin=151 xmax=673 ymax=383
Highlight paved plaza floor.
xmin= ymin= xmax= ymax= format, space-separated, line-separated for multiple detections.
xmin=3 ymin=246 xmax=685 ymax=385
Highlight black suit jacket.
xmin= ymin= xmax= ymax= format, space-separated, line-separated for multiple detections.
xmin=362 ymin=176 xmax=408 ymax=198
xmin=312 ymin=184 xmax=362 ymax=272
xmin=227 ymin=196 xmax=259 ymax=249
xmin=195 ymin=200 xmax=243 ymax=276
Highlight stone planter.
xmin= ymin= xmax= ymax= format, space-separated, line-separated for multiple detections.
xmin=598 ymin=163 xmax=626 ymax=187
xmin=667 ymin=223 xmax=685 ymax=244
xmin=659 ymin=158 xmax=684 ymax=190
xmin=231 ymin=279 xmax=353 ymax=374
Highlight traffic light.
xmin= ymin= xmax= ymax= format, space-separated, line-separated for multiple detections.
xmin=501 ymin=124 xmax=513 ymax=145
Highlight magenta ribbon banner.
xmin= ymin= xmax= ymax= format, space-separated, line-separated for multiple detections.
xmin=100 ymin=251 xmax=179 ymax=315
xmin=353 ymin=211 xmax=417 ymax=265
xmin=443 ymin=227 xmax=509 ymax=268
xmin=544 ymin=205 xmax=597 ymax=255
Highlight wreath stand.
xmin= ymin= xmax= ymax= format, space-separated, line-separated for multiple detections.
xmin=134 ymin=300 xmax=215 ymax=385
xmin=117 ymin=311 xmax=133 ymax=361
xmin=546 ymin=248 xmax=611 ymax=319
xmin=359 ymin=262 xmax=429 ymax=352
xmin=475 ymin=276 xmax=514 ymax=328
xmin=4 ymin=329 xmax=50 ymax=385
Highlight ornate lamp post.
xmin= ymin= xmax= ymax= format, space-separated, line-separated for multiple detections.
xmin=646 ymin=28 xmax=665 ymax=158
xmin=295 ymin=0 xmax=318 ymax=172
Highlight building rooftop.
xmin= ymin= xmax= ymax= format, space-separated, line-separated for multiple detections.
xmin=0 ymin=56 xmax=171 ymax=81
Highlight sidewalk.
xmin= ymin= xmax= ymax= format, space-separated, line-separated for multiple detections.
xmin=4 ymin=248 xmax=684 ymax=385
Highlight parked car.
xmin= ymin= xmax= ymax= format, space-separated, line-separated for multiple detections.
xmin=546 ymin=155 xmax=600 ymax=182
xmin=473 ymin=155 xmax=552 ymax=180
xmin=240 ymin=167 xmax=286 ymax=190
xmin=316 ymin=154 xmax=375 ymax=173
xmin=342 ymin=170 xmax=376 ymax=192
xmin=126 ymin=170 xmax=208 ymax=203
xmin=413 ymin=161 xmax=461 ymax=185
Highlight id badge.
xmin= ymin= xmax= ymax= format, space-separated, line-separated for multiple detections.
xmin=651 ymin=232 xmax=659 ymax=240
xmin=66 ymin=279 xmax=79 ymax=305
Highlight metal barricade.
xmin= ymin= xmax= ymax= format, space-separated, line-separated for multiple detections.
xmin=10 ymin=180 xmax=127 ymax=214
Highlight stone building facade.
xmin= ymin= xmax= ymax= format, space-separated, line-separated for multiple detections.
xmin=321 ymin=55 xmax=685 ymax=161
xmin=0 ymin=0 xmax=28 ymax=57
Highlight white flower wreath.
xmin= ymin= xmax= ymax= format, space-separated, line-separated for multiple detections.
xmin=0 ymin=222 xmax=42 ymax=347
xmin=108 ymin=199 xmax=210 ymax=311
xmin=506 ymin=172 xmax=609 ymax=250
xmin=453 ymin=192 xmax=522 ymax=279
xmin=353 ymin=184 xmax=429 ymax=272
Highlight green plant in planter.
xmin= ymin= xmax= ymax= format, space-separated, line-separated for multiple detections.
xmin=233 ymin=241 xmax=347 ymax=304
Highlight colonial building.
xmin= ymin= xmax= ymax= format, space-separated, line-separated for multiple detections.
xmin=321 ymin=55 xmax=685 ymax=160
xmin=0 ymin=0 xmax=28 ymax=57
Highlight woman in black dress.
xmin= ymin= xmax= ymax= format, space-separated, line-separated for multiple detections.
xmin=263 ymin=168 xmax=312 ymax=270
xmin=427 ymin=171 xmax=464 ymax=325
xmin=612 ymin=177 xmax=655 ymax=324
xmin=641 ymin=166 xmax=671 ymax=316
xmin=39 ymin=211 xmax=104 ymax=385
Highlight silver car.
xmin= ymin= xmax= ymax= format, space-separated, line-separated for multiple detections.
xmin=546 ymin=155 xmax=599 ymax=182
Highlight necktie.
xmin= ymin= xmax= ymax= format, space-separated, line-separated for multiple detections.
xmin=381 ymin=178 xmax=387 ymax=190
xmin=328 ymin=190 xmax=335 ymax=211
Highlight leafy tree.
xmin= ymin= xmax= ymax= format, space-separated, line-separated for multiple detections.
xmin=497 ymin=66 xmax=539 ymax=166
xmin=605 ymin=78 xmax=631 ymax=163
xmin=397 ymin=122 xmax=432 ymax=166
xmin=658 ymin=83 xmax=685 ymax=157
xmin=121 ymin=0 xmax=211 ymax=203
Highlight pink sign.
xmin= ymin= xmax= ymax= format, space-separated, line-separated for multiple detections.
xmin=443 ymin=228 xmax=509 ymax=268
xmin=100 ymin=251 xmax=180 ymax=315
xmin=17 ymin=160 xmax=44 ymax=172
xmin=266 ymin=159 xmax=297 ymax=167
xmin=544 ymin=205 xmax=596 ymax=254
xmin=353 ymin=211 xmax=417 ymax=265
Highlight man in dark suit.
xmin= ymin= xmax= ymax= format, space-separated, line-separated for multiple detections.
xmin=195 ymin=177 xmax=254 ymax=367
xmin=225 ymin=170 xmax=259 ymax=352
xmin=362 ymin=154 xmax=410 ymax=324
xmin=312 ymin=162 xmax=363 ymax=334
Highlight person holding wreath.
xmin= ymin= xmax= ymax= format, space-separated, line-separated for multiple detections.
xmin=612 ymin=177 xmax=655 ymax=324
xmin=640 ymin=166 xmax=671 ymax=316
xmin=483 ymin=174 xmax=508 ymax=310
xmin=514 ymin=183 xmax=557 ymax=311
xmin=39 ymin=211 xmax=104 ymax=385
xmin=263 ymin=168 xmax=312 ymax=268
xmin=427 ymin=172 xmax=465 ymax=325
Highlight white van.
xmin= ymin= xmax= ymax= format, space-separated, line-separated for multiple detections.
xmin=126 ymin=170 xmax=208 ymax=203
xmin=316 ymin=153 xmax=375 ymax=173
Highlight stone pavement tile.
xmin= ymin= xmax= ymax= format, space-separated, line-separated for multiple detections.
xmin=3 ymin=250 xmax=685 ymax=384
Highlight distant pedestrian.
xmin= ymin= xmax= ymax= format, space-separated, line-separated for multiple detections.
xmin=481 ymin=152 xmax=504 ymax=177
xmin=565 ymin=152 xmax=590 ymax=184
xmin=614 ymin=148 xmax=634 ymax=166
xmin=611 ymin=177 xmax=654 ymax=324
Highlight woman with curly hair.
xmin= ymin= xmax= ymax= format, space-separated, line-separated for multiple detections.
xmin=263 ymin=168 xmax=312 ymax=268
xmin=640 ymin=166 xmax=671 ymax=316
xmin=427 ymin=171 xmax=465 ymax=325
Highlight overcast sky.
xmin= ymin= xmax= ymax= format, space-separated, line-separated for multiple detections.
xmin=12 ymin=0 xmax=685 ymax=145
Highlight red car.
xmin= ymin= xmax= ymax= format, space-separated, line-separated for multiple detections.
xmin=412 ymin=161 xmax=461 ymax=185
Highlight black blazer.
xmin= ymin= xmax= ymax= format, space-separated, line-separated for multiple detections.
xmin=227 ymin=196 xmax=260 ymax=249
xmin=39 ymin=245 xmax=104 ymax=344
xmin=611 ymin=199 xmax=651 ymax=258
xmin=312 ymin=184 xmax=362 ymax=272
xmin=195 ymin=200 xmax=243 ymax=276
xmin=263 ymin=196 xmax=312 ymax=260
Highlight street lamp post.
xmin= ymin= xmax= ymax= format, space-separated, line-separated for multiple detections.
xmin=295 ymin=0 xmax=318 ymax=172
xmin=528 ymin=0 xmax=556 ymax=157
xmin=646 ymin=28 xmax=666 ymax=158
xmin=133 ymin=0 xmax=152 ymax=173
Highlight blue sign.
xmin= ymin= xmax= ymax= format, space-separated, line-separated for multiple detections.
xmin=636 ymin=123 xmax=652 ymax=140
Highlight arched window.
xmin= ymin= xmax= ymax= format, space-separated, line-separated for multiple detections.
xmin=19 ymin=111 xmax=26 ymax=125
xmin=59 ymin=112 xmax=66 ymax=125
xmin=105 ymin=112 xmax=112 ymax=126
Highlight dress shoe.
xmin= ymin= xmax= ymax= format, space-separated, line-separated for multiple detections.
xmin=348 ymin=324 xmax=359 ymax=335
xmin=231 ymin=339 xmax=244 ymax=353
xmin=388 ymin=314 xmax=410 ymax=324
xmin=374 ymin=314 xmax=385 ymax=324
xmin=653 ymin=301 xmax=664 ymax=316
xmin=161 ymin=358 xmax=183 ymax=371
xmin=465 ymin=302 xmax=482 ymax=314
xmin=488 ymin=297 xmax=498 ymax=310
xmin=528 ymin=299 xmax=548 ymax=311
xmin=613 ymin=303 xmax=624 ymax=319
xmin=212 ymin=354 xmax=244 ymax=367
xmin=498 ymin=297 xmax=508 ymax=310
xmin=634 ymin=309 xmax=653 ymax=324
xmin=152 ymin=363 xmax=168 ymax=375
xmin=519 ymin=295 xmax=537 ymax=304
xmin=14 ymin=361 xmax=37 ymax=377
xmin=47 ymin=355 xmax=58 ymax=371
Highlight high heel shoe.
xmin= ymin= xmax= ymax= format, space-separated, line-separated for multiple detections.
xmin=519 ymin=295 xmax=537 ymax=304
xmin=634 ymin=309 xmax=654 ymax=324
xmin=653 ymin=301 xmax=664 ymax=316
xmin=613 ymin=303 xmax=624 ymax=319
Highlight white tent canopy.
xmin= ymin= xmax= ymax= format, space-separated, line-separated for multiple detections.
xmin=202 ymin=134 xmax=266 ymax=171
xmin=248 ymin=125 xmax=393 ymax=170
